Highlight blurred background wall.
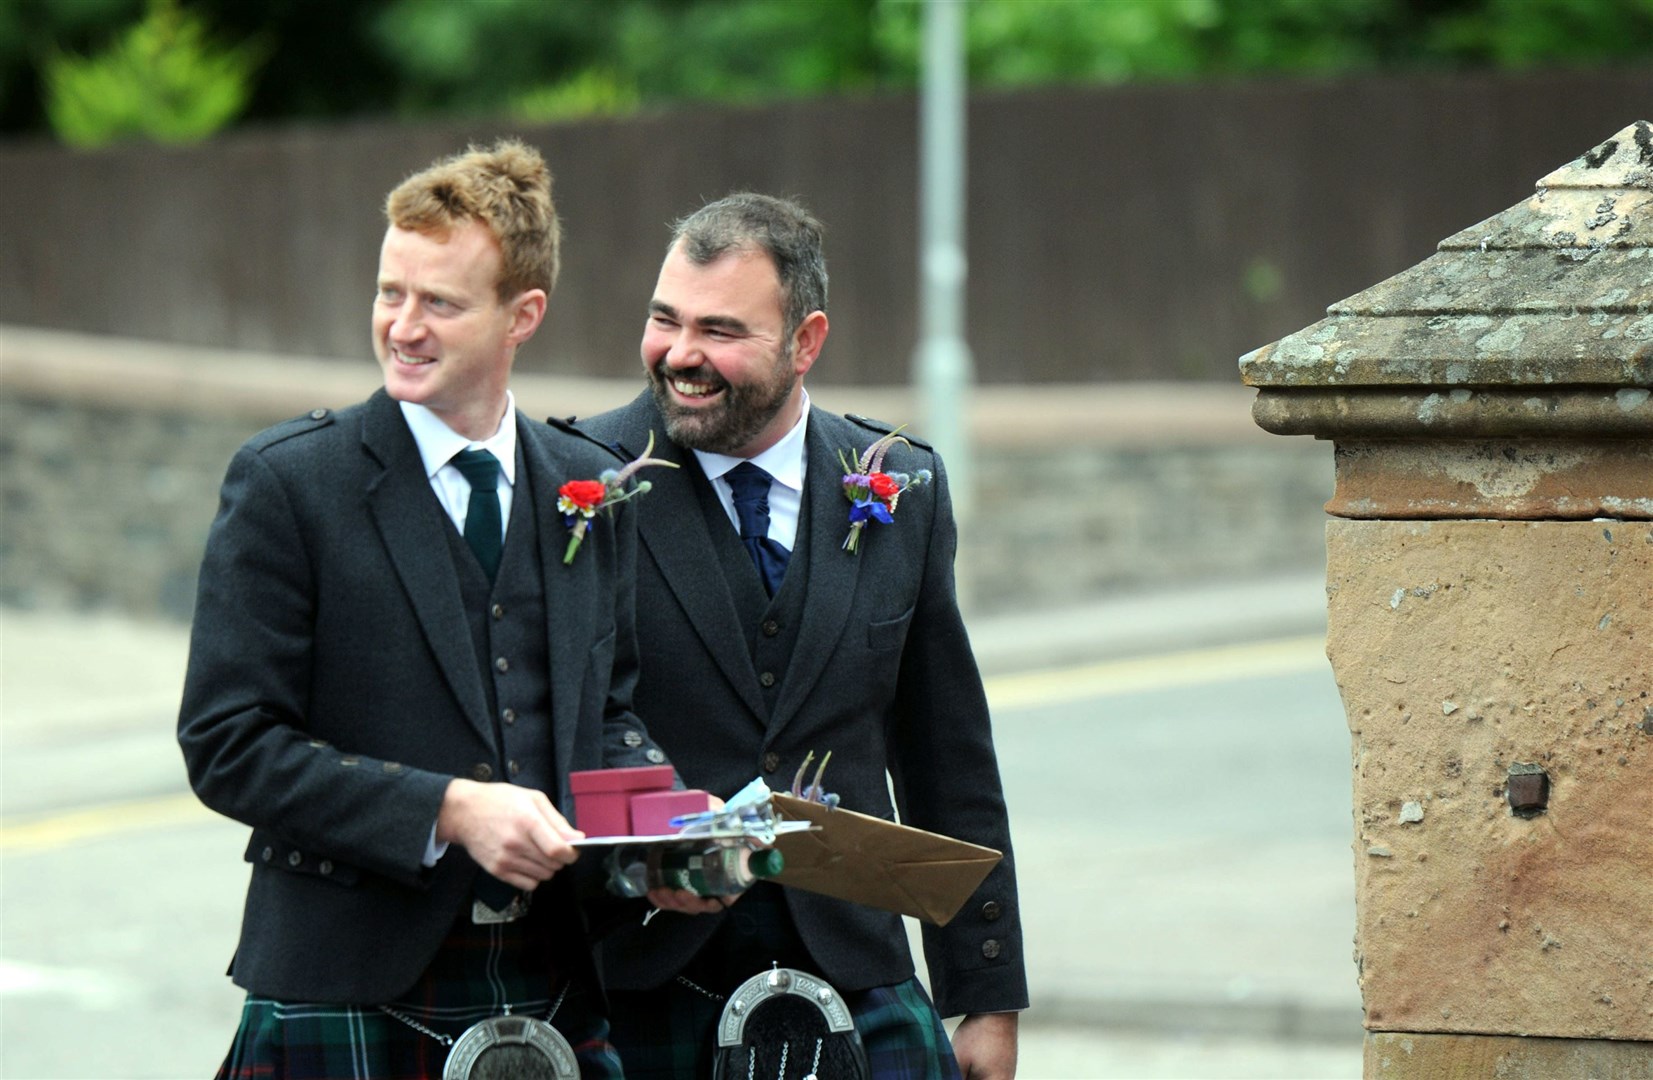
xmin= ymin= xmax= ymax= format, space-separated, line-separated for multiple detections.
xmin=3 ymin=71 xmax=1651 ymax=383
xmin=3 ymin=0 xmax=1652 ymax=621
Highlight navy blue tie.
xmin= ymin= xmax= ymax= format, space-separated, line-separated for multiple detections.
xmin=451 ymin=449 xmax=502 ymax=583
xmin=725 ymin=462 xmax=790 ymax=598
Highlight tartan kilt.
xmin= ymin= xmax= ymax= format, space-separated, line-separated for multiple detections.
xmin=608 ymin=976 xmax=960 ymax=1080
xmin=216 ymin=909 xmax=622 ymax=1080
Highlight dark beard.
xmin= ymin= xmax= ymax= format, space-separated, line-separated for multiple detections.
xmin=648 ymin=356 xmax=796 ymax=455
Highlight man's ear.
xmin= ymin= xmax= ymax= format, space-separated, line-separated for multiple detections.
xmin=507 ymin=289 xmax=548 ymax=345
xmin=790 ymin=310 xmax=829 ymax=377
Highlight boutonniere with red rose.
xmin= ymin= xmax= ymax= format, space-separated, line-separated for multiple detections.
xmin=838 ymin=427 xmax=933 ymax=554
xmin=559 ymin=432 xmax=677 ymax=564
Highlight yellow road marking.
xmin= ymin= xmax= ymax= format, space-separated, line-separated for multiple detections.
xmin=0 ymin=792 xmax=220 ymax=853
xmin=984 ymin=634 xmax=1329 ymax=710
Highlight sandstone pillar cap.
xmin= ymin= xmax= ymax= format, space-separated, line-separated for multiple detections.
xmin=1242 ymin=121 xmax=1653 ymax=441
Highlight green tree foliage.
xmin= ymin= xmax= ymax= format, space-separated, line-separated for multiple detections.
xmin=4 ymin=0 xmax=1652 ymax=143
xmin=0 ymin=0 xmax=143 ymax=132
xmin=41 ymin=0 xmax=264 ymax=147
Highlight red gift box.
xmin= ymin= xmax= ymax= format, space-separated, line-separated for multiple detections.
xmin=569 ymin=765 xmax=675 ymax=836
xmin=630 ymin=789 xmax=713 ymax=836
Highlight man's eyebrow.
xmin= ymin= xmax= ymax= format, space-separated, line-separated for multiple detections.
xmin=648 ymin=300 xmax=749 ymax=334
xmin=696 ymin=314 xmax=749 ymax=334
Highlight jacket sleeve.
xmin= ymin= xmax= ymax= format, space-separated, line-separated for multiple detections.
xmin=176 ymin=444 xmax=452 ymax=887
xmin=888 ymin=453 xmax=1030 ymax=1017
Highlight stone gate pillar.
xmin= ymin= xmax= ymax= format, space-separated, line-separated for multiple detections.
xmin=1241 ymin=123 xmax=1653 ymax=1077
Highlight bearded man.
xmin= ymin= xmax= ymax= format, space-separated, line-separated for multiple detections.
xmin=579 ymin=193 xmax=1026 ymax=1080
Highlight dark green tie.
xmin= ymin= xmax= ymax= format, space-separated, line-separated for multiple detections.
xmin=451 ymin=449 xmax=502 ymax=582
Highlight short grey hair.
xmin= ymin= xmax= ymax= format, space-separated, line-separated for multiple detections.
xmin=670 ymin=192 xmax=827 ymax=341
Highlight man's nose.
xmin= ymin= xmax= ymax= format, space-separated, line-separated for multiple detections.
xmin=662 ymin=331 xmax=700 ymax=369
xmin=388 ymin=299 xmax=423 ymax=342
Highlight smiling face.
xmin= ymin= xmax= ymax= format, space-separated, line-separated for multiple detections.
xmin=641 ymin=241 xmax=826 ymax=458
xmin=372 ymin=221 xmax=545 ymax=441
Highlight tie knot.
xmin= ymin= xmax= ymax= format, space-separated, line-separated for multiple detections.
xmin=451 ymin=448 xmax=500 ymax=490
xmin=725 ymin=462 xmax=773 ymax=540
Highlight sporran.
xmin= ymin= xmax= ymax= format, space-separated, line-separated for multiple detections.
xmin=443 ymin=1012 xmax=578 ymax=1080
xmin=711 ymin=967 xmax=869 ymax=1080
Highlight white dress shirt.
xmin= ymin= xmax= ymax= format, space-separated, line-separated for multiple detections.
xmin=399 ymin=392 xmax=518 ymax=543
xmin=692 ymin=388 xmax=810 ymax=552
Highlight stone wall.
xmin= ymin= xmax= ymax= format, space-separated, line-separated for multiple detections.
xmin=0 ymin=327 xmax=1329 ymax=622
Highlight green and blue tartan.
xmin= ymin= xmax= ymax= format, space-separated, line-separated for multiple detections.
xmin=608 ymin=976 xmax=960 ymax=1080
xmin=216 ymin=911 xmax=622 ymax=1080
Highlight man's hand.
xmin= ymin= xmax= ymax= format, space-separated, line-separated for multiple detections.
xmin=952 ymin=1011 xmax=1018 ymax=1080
xmin=642 ymin=793 xmax=736 ymax=916
xmin=436 ymin=779 xmax=583 ymax=891
xmin=646 ymin=885 xmax=734 ymax=916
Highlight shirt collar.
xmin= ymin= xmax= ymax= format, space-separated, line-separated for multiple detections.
xmin=693 ymin=387 xmax=810 ymax=491
xmin=400 ymin=391 xmax=519 ymax=484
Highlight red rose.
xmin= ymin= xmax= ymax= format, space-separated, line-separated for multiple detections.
xmin=868 ymin=472 xmax=900 ymax=499
xmin=560 ymin=479 xmax=607 ymax=509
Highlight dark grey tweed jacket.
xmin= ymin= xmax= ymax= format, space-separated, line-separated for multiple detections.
xmin=580 ymin=391 xmax=1027 ymax=1019
xmin=179 ymin=389 xmax=667 ymax=1003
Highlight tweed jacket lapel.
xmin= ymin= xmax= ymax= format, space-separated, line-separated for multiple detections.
xmin=519 ymin=413 xmax=605 ymax=775
xmin=360 ymin=391 xmax=493 ymax=744
xmin=766 ymin=407 xmax=863 ymax=737
xmin=608 ymin=394 xmax=768 ymax=719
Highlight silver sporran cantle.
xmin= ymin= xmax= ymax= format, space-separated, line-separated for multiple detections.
xmin=442 ymin=1013 xmax=578 ymax=1080
xmin=712 ymin=967 xmax=869 ymax=1080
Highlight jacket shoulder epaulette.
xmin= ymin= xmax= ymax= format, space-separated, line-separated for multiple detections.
xmin=245 ymin=406 xmax=337 ymax=453
xmin=544 ymin=414 xmax=628 ymax=462
xmin=844 ymin=413 xmax=935 ymax=452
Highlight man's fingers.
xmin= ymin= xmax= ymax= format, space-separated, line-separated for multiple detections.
xmin=645 ymin=886 xmax=729 ymax=915
xmin=536 ymin=801 xmax=585 ymax=842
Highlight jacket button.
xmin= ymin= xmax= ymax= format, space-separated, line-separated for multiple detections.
xmin=491 ymin=603 xmax=505 ymax=619
xmin=319 ymin=860 xmax=334 ymax=876
xmin=759 ymin=671 xmax=776 ymax=688
xmin=981 ymin=901 xmax=1002 ymax=922
xmin=981 ymin=939 xmax=1002 ymax=960
xmin=309 ymin=408 xmax=328 ymax=420
xmin=762 ymin=620 xmax=780 ymax=637
xmin=472 ymin=763 xmax=493 ymax=781
xmin=261 ymin=846 xmax=274 ymax=863
xmin=382 ymin=761 xmax=403 ymax=774
xmin=763 ymin=752 xmax=781 ymax=773
xmin=340 ymin=756 xmax=360 ymax=767
xmin=622 ymin=730 xmax=643 ymax=748
xmin=508 ymin=760 xmax=521 ymax=777
xmin=287 ymin=850 xmax=303 ymax=868
xmin=494 ymin=657 xmax=509 ymax=674
xmin=646 ymin=748 xmax=666 ymax=763
xmin=502 ymin=708 xmax=517 ymax=725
